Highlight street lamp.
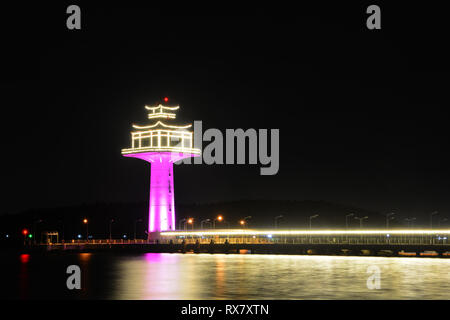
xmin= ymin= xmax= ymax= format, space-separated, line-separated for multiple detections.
xmin=58 ymin=219 xmax=65 ymax=243
xmin=187 ymin=218 xmax=194 ymax=230
xmin=213 ymin=215 xmax=223 ymax=229
xmin=354 ymin=216 xmax=368 ymax=229
xmin=179 ymin=218 xmax=186 ymax=231
xmin=274 ymin=215 xmax=283 ymax=229
xmin=201 ymin=219 xmax=211 ymax=229
xmin=83 ymin=218 xmax=88 ymax=242
xmin=109 ymin=219 xmax=115 ymax=241
xmin=345 ymin=213 xmax=354 ymax=230
xmin=430 ymin=211 xmax=439 ymax=229
xmin=242 ymin=216 xmax=252 ymax=228
xmin=33 ymin=219 xmax=43 ymax=245
xmin=405 ymin=217 xmax=416 ymax=228
xmin=134 ymin=218 xmax=143 ymax=240
xmin=239 ymin=220 xmax=245 ymax=228
xmin=386 ymin=212 xmax=395 ymax=229
xmin=309 ymin=214 xmax=319 ymax=230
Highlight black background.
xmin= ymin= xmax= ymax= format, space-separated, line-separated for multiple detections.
xmin=1 ymin=2 xmax=449 ymax=224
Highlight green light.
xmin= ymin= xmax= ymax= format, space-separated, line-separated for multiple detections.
xmin=28 ymin=234 xmax=33 ymax=238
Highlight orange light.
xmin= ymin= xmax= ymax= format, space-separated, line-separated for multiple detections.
xmin=217 ymin=215 xmax=223 ymax=221
xmin=188 ymin=218 xmax=193 ymax=224
xmin=240 ymin=220 xmax=245 ymax=225
xmin=83 ymin=219 xmax=88 ymax=224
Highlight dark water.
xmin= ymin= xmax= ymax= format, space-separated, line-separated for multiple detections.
xmin=2 ymin=252 xmax=450 ymax=299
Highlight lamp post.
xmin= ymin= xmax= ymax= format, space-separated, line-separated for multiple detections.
xmin=242 ymin=216 xmax=252 ymax=229
xmin=274 ymin=215 xmax=283 ymax=229
xmin=201 ymin=219 xmax=211 ymax=229
xmin=109 ymin=219 xmax=115 ymax=241
xmin=345 ymin=213 xmax=354 ymax=230
xmin=213 ymin=215 xmax=223 ymax=229
xmin=83 ymin=218 xmax=88 ymax=242
xmin=33 ymin=219 xmax=43 ymax=245
xmin=405 ymin=217 xmax=416 ymax=228
xmin=309 ymin=214 xmax=319 ymax=230
xmin=179 ymin=218 xmax=186 ymax=231
xmin=430 ymin=211 xmax=438 ymax=229
xmin=59 ymin=219 xmax=65 ymax=243
xmin=187 ymin=218 xmax=194 ymax=230
xmin=134 ymin=218 xmax=143 ymax=241
xmin=354 ymin=216 xmax=368 ymax=229
xmin=386 ymin=212 xmax=395 ymax=229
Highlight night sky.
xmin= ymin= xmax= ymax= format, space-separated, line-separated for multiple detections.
xmin=2 ymin=3 xmax=449 ymax=220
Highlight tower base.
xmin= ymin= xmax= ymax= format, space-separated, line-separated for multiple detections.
xmin=123 ymin=151 xmax=199 ymax=233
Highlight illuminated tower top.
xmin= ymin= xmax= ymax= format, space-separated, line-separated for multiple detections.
xmin=121 ymin=101 xmax=201 ymax=155
xmin=121 ymin=98 xmax=201 ymax=233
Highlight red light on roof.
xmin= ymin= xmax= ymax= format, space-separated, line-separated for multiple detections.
xmin=163 ymin=97 xmax=169 ymax=102
xmin=22 ymin=229 xmax=28 ymax=235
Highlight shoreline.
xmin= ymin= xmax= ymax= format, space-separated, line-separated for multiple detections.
xmin=8 ymin=243 xmax=450 ymax=258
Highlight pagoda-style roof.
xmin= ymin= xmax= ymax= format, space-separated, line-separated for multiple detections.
xmin=145 ymin=104 xmax=179 ymax=119
xmin=121 ymin=102 xmax=200 ymax=155
xmin=132 ymin=121 xmax=192 ymax=131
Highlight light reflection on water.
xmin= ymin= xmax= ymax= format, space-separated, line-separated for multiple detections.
xmin=109 ymin=253 xmax=450 ymax=300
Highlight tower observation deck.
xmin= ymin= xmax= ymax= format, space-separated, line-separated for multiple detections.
xmin=122 ymin=99 xmax=201 ymax=234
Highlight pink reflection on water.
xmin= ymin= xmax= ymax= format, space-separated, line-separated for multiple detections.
xmin=113 ymin=253 xmax=184 ymax=299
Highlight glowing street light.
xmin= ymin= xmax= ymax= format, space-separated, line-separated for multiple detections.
xmin=83 ymin=218 xmax=88 ymax=242
xmin=187 ymin=218 xmax=194 ymax=230
xmin=213 ymin=215 xmax=223 ymax=229
xmin=239 ymin=216 xmax=251 ymax=229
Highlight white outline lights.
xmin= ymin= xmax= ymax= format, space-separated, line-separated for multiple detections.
xmin=145 ymin=105 xmax=180 ymax=119
xmin=132 ymin=121 xmax=192 ymax=130
xmin=122 ymin=104 xmax=201 ymax=155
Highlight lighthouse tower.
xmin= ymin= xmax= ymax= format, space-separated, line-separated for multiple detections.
xmin=121 ymin=99 xmax=200 ymax=236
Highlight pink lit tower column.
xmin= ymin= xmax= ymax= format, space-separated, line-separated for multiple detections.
xmin=121 ymin=98 xmax=200 ymax=238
